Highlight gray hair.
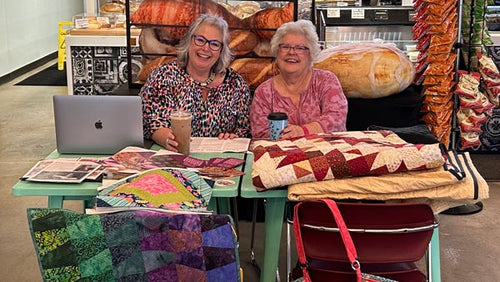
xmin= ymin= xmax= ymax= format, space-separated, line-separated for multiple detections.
xmin=177 ymin=14 xmax=233 ymax=74
xmin=270 ymin=20 xmax=321 ymax=66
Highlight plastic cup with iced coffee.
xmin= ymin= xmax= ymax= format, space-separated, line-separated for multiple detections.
xmin=170 ymin=110 xmax=192 ymax=155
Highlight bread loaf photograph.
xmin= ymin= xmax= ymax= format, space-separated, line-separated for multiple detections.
xmin=242 ymin=2 xmax=294 ymax=40
xmin=229 ymin=58 xmax=276 ymax=90
xmin=314 ymin=42 xmax=415 ymax=99
xmin=131 ymin=0 xmax=244 ymax=43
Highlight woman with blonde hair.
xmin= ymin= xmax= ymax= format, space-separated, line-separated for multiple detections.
xmin=140 ymin=14 xmax=251 ymax=151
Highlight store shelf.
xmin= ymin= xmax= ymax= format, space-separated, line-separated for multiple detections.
xmin=70 ymin=28 xmax=141 ymax=36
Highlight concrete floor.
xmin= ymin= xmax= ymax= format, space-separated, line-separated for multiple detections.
xmin=1 ymin=60 xmax=500 ymax=281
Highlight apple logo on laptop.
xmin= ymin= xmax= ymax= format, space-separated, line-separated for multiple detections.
xmin=94 ymin=120 xmax=103 ymax=129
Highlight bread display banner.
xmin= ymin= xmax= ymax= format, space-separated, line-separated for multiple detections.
xmin=130 ymin=0 xmax=294 ymax=86
xmin=313 ymin=42 xmax=415 ymax=99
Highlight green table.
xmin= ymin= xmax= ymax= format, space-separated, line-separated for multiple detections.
xmin=240 ymin=153 xmax=441 ymax=282
xmin=11 ymin=148 xmax=243 ymax=216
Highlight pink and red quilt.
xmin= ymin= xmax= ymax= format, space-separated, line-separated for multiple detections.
xmin=251 ymin=131 xmax=445 ymax=191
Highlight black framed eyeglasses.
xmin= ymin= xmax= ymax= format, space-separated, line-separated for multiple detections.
xmin=278 ymin=44 xmax=310 ymax=54
xmin=192 ymin=35 xmax=223 ymax=51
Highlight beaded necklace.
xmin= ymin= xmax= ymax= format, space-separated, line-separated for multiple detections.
xmin=199 ymin=72 xmax=216 ymax=87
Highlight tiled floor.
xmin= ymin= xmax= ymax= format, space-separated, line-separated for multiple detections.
xmin=1 ymin=60 xmax=499 ymax=281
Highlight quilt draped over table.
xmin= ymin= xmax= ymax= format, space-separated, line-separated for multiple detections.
xmin=288 ymin=151 xmax=489 ymax=213
xmin=252 ymin=131 xmax=445 ymax=190
xmin=27 ymin=209 xmax=241 ymax=282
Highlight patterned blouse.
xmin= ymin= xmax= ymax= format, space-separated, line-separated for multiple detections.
xmin=250 ymin=69 xmax=348 ymax=138
xmin=140 ymin=60 xmax=251 ymax=139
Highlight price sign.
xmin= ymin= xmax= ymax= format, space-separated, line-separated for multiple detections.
xmin=402 ymin=0 xmax=413 ymax=6
xmin=74 ymin=18 xmax=89 ymax=29
xmin=351 ymin=9 xmax=365 ymax=19
xmin=327 ymin=8 xmax=340 ymax=18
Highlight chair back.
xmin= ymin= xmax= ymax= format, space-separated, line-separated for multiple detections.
xmin=294 ymin=200 xmax=438 ymax=282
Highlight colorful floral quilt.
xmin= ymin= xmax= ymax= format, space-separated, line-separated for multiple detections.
xmin=96 ymin=168 xmax=213 ymax=212
xmin=27 ymin=208 xmax=241 ymax=281
xmin=252 ymin=131 xmax=446 ymax=191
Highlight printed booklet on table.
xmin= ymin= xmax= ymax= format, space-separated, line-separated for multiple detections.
xmin=190 ymin=137 xmax=251 ymax=153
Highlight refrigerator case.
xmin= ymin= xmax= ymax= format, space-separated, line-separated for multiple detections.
xmin=315 ymin=0 xmax=416 ymax=53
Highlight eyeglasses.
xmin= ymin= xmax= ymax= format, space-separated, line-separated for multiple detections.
xmin=192 ymin=35 xmax=223 ymax=51
xmin=278 ymin=44 xmax=310 ymax=54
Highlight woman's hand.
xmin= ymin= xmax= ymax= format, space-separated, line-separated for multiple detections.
xmin=164 ymin=134 xmax=179 ymax=152
xmin=279 ymin=124 xmax=305 ymax=140
xmin=153 ymin=127 xmax=178 ymax=152
xmin=218 ymin=132 xmax=238 ymax=139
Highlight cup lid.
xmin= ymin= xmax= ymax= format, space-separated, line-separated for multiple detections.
xmin=268 ymin=112 xmax=288 ymax=120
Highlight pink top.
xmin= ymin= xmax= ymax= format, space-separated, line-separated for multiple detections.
xmin=250 ymin=69 xmax=348 ymax=138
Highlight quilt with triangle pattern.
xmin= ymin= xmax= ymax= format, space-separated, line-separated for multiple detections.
xmin=27 ymin=208 xmax=241 ymax=282
xmin=251 ymin=130 xmax=445 ymax=191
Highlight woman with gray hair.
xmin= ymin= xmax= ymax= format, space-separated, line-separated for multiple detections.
xmin=140 ymin=14 xmax=251 ymax=151
xmin=250 ymin=19 xmax=348 ymax=139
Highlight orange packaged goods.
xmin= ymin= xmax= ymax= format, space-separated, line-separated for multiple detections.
xmin=428 ymin=13 xmax=457 ymax=34
xmin=426 ymin=0 xmax=454 ymax=17
xmin=422 ymin=99 xmax=453 ymax=113
xmin=414 ymin=0 xmax=427 ymax=12
xmin=412 ymin=19 xmax=429 ymax=41
xmin=429 ymin=32 xmax=457 ymax=49
xmin=313 ymin=43 xmax=415 ymax=99
xmin=426 ymin=78 xmax=455 ymax=94
xmin=416 ymin=33 xmax=431 ymax=52
xmin=435 ymin=125 xmax=452 ymax=147
xmin=424 ymin=60 xmax=454 ymax=76
xmin=422 ymin=105 xmax=453 ymax=125
xmin=423 ymin=0 xmax=449 ymax=5
xmin=425 ymin=4 xmax=455 ymax=25
xmin=423 ymin=90 xmax=453 ymax=104
xmin=413 ymin=4 xmax=427 ymax=21
xmin=422 ymin=72 xmax=454 ymax=86
xmin=428 ymin=52 xmax=451 ymax=63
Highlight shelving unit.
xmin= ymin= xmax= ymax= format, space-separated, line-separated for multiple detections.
xmin=458 ymin=0 xmax=500 ymax=152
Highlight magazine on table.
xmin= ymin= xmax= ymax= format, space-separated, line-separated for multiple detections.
xmin=23 ymin=158 xmax=102 ymax=183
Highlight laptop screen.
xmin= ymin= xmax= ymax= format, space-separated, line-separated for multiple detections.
xmin=53 ymin=95 xmax=145 ymax=154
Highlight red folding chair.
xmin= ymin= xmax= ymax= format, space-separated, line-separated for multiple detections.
xmin=293 ymin=200 xmax=439 ymax=282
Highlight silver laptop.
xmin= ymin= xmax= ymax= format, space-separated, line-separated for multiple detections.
xmin=53 ymin=95 xmax=145 ymax=154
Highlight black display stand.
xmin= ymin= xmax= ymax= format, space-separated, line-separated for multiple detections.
xmin=441 ymin=202 xmax=484 ymax=215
